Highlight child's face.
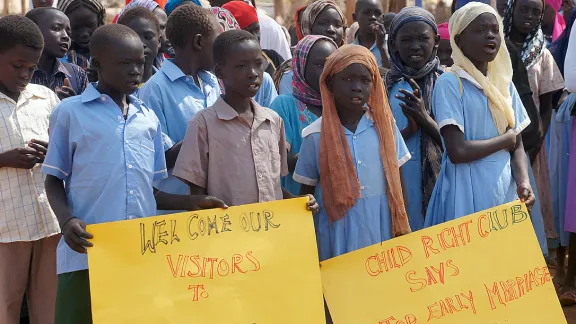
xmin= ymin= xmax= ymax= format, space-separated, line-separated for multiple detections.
xmin=382 ymin=13 xmax=396 ymax=33
xmin=496 ymin=0 xmax=509 ymax=17
xmin=153 ymin=8 xmax=170 ymax=54
xmin=456 ymin=13 xmax=501 ymax=66
xmin=32 ymin=0 xmax=54 ymax=8
xmin=38 ymin=10 xmax=72 ymax=59
xmin=197 ymin=16 xmax=222 ymax=71
xmin=438 ymin=39 xmax=453 ymax=67
xmin=244 ymin=22 xmax=261 ymax=43
xmin=512 ymin=0 xmax=544 ymax=35
xmin=0 ymin=45 xmax=42 ymax=98
xmin=92 ymin=36 xmax=144 ymax=95
xmin=329 ymin=63 xmax=373 ymax=114
xmin=311 ymin=7 xmax=344 ymax=46
xmin=216 ymin=39 xmax=264 ymax=99
xmin=68 ymin=6 xmax=99 ymax=51
xmin=124 ymin=17 xmax=160 ymax=68
xmin=353 ymin=0 xmax=383 ymax=36
xmin=391 ymin=21 xmax=438 ymax=70
xmin=304 ymin=40 xmax=337 ymax=93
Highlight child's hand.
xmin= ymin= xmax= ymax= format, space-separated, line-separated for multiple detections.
xmin=56 ymin=79 xmax=77 ymax=100
xmin=372 ymin=22 xmax=387 ymax=49
xmin=191 ymin=195 xmax=228 ymax=210
xmin=62 ymin=217 xmax=93 ymax=254
xmin=305 ymin=194 xmax=319 ymax=214
xmin=517 ymin=183 xmax=535 ymax=211
xmin=397 ymin=79 xmax=429 ymax=125
xmin=504 ymin=128 xmax=518 ymax=151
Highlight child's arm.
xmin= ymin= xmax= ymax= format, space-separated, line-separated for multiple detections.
xmin=296 ymin=186 xmax=319 ymax=213
xmin=441 ymin=126 xmax=517 ymax=164
xmin=45 ymin=175 xmax=93 ymax=254
xmin=287 ymin=152 xmax=299 ymax=173
xmin=539 ymin=93 xmax=554 ymax=137
xmin=510 ymin=135 xmax=536 ymax=209
xmin=397 ymin=79 xmax=441 ymax=145
xmin=154 ymin=188 xmax=227 ymax=210
xmin=164 ymin=141 xmax=182 ymax=169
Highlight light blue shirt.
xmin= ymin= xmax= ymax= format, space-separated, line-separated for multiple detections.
xmin=278 ymin=70 xmax=294 ymax=95
xmin=254 ymin=72 xmax=278 ymax=108
xmin=352 ymin=38 xmax=383 ymax=68
xmin=138 ymin=59 xmax=220 ymax=195
xmin=42 ymin=84 xmax=168 ymax=274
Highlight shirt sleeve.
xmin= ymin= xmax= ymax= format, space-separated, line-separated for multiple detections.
xmin=138 ymin=82 xmax=174 ymax=151
xmin=42 ymin=104 xmax=72 ymax=179
xmin=172 ymin=114 xmax=209 ymax=188
xmin=433 ymin=73 xmax=465 ymax=134
xmin=293 ymin=135 xmax=319 ymax=186
xmin=153 ymin=119 xmax=168 ymax=181
xmin=565 ymin=22 xmax=576 ymax=92
xmin=394 ymin=122 xmax=411 ymax=167
xmin=510 ymin=82 xmax=531 ymax=134
xmin=537 ymin=49 xmax=565 ymax=96
xmin=277 ymin=117 xmax=289 ymax=177
xmin=77 ymin=67 xmax=88 ymax=94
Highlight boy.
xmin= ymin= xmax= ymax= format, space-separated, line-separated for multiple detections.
xmin=0 ymin=15 xmax=60 ymax=324
xmin=352 ymin=0 xmax=388 ymax=68
xmin=139 ymin=4 xmax=222 ymax=199
xmin=26 ymin=7 xmax=88 ymax=99
xmin=173 ymin=30 xmax=318 ymax=211
xmin=42 ymin=24 xmax=225 ymax=323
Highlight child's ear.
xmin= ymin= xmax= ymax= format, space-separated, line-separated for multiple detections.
xmin=434 ymin=34 xmax=440 ymax=48
xmin=193 ymin=34 xmax=203 ymax=51
xmin=214 ymin=63 xmax=224 ymax=80
xmin=91 ymin=57 xmax=101 ymax=70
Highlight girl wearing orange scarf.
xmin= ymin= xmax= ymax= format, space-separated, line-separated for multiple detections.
xmin=294 ymin=44 xmax=411 ymax=262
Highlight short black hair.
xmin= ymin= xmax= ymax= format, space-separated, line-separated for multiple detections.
xmin=118 ymin=7 xmax=161 ymax=35
xmin=213 ymin=29 xmax=259 ymax=65
xmin=0 ymin=15 xmax=44 ymax=54
xmin=90 ymin=24 xmax=140 ymax=58
xmin=25 ymin=7 xmax=63 ymax=26
xmin=166 ymin=4 xmax=216 ymax=49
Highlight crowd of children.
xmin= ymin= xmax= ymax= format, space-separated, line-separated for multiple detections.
xmin=1 ymin=0 xmax=576 ymax=322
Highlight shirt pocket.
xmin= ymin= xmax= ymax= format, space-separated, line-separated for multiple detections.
xmin=137 ymin=138 xmax=156 ymax=179
xmin=266 ymin=133 xmax=281 ymax=178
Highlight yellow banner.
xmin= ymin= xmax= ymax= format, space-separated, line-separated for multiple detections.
xmin=87 ymin=198 xmax=325 ymax=324
xmin=320 ymin=201 xmax=566 ymax=324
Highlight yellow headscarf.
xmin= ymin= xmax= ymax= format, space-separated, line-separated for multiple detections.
xmin=448 ymin=2 xmax=515 ymax=134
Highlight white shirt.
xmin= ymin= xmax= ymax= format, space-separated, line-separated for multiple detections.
xmin=0 ymin=84 xmax=60 ymax=242
xmin=565 ymin=22 xmax=576 ymax=92
xmin=257 ymin=10 xmax=292 ymax=60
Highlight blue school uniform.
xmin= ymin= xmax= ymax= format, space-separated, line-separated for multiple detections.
xmin=294 ymin=114 xmax=410 ymax=261
xmin=41 ymin=84 xmax=168 ymax=274
xmin=352 ymin=38 xmax=383 ymax=68
xmin=388 ymin=80 xmax=427 ymax=231
xmin=254 ymin=72 xmax=278 ymax=107
xmin=138 ymin=59 xmax=220 ymax=195
xmin=270 ymin=93 xmax=319 ymax=195
xmin=278 ymin=70 xmax=294 ymax=95
xmin=424 ymin=73 xmax=531 ymax=226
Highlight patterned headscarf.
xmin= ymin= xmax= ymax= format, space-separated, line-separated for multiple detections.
xmin=387 ymin=6 xmax=443 ymax=217
xmin=292 ymin=35 xmax=336 ymax=106
xmin=318 ymin=44 xmax=411 ymax=235
xmin=300 ymin=0 xmax=346 ymax=42
xmin=58 ymin=0 xmax=106 ymax=26
xmin=503 ymin=0 xmax=546 ymax=67
xmin=113 ymin=0 xmax=160 ymax=23
xmin=210 ymin=7 xmax=240 ymax=32
xmin=545 ymin=0 xmax=566 ymax=41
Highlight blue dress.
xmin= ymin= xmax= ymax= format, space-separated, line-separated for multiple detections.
xmin=253 ymin=72 xmax=278 ymax=108
xmin=424 ymin=73 xmax=533 ymax=224
xmin=294 ymin=114 xmax=410 ymax=261
xmin=270 ymin=94 xmax=319 ymax=195
xmin=389 ymin=80 xmax=427 ymax=231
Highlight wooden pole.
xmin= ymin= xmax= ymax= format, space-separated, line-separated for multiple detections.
xmin=346 ymin=0 xmax=355 ymax=26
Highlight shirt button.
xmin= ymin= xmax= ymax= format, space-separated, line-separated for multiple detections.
xmin=117 ymin=116 xmax=122 ymax=120
xmin=360 ymin=186 xmax=365 ymax=190
xmin=353 ymin=136 xmax=357 ymax=139
xmin=129 ymin=190 xmax=134 ymax=195
xmin=100 ymin=96 xmax=105 ymax=102
xmin=185 ymin=77 xmax=190 ymax=82
xmin=128 ymin=164 xmax=133 ymax=169
xmin=128 ymin=216 xmax=134 ymax=220
xmin=357 ymin=160 xmax=362 ymax=164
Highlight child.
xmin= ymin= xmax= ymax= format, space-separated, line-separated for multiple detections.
xmin=138 ymin=4 xmax=222 ymax=199
xmin=437 ymin=22 xmax=453 ymax=67
xmin=57 ymin=0 xmax=106 ymax=71
xmin=29 ymin=0 xmax=56 ymax=9
xmin=386 ymin=7 xmax=443 ymax=232
xmin=118 ymin=7 xmax=161 ymax=84
xmin=275 ymin=0 xmax=346 ymax=95
xmin=26 ymin=7 xmax=88 ymax=98
xmin=173 ymin=30 xmax=318 ymax=211
xmin=294 ymin=44 xmax=411 ymax=263
xmin=503 ymin=0 xmax=565 ymax=254
xmin=42 ymin=24 xmax=225 ymax=323
xmin=269 ymin=35 xmax=337 ymax=195
xmin=425 ymin=3 xmax=536 ymax=227
xmin=352 ymin=0 xmax=388 ymax=68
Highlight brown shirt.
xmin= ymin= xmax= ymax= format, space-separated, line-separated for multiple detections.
xmin=173 ymin=97 xmax=288 ymax=206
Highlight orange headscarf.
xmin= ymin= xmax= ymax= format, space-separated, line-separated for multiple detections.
xmin=319 ymin=44 xmax=410 ymax=237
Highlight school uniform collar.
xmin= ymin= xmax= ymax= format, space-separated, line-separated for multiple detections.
xmin=33 ymin=59 xmax=71 ymax=79
xmin=302 ymin=108 xmax=373 ymax=137
xmin=450 ymin=67 xmax=482 ymax=89
xmin=353 ymin=36 xmax=377 ymax=51
xmin=213 ymin=96 xmax=276 ymax=124
xmin=81 ymin=83 xmax=145 ymax=111
xmin=0 ymin=83 xmax=50 ymax=105
xmin=161 ymin=59 xmax=217 ymax=86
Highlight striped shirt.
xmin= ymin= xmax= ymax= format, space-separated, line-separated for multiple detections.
xmin=0 ymin=84 xmax=61 ymax=242
xmin=31 ymin=60 xmax=88 ymax=96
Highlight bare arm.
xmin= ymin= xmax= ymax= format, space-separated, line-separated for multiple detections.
xmin=441 ymin=125 xmax=516 ymax=164
xmin=164 ymin=141 xmax=182 ymax=169
xmin=287 ymin=152 xmax=298 ymax=173
xmin=539 ymin=93 xmax=554 ymax=137
xmin=510 ymin=135 xmax=536 ymax=208
xmin=154 ymin=188 xmax=227 ymax=210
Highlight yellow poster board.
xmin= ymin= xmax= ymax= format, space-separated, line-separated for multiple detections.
xmin=87 ymin=198 xmax=325 ymax=324
xmin=320 ymin=201 xmax=566 ymax=324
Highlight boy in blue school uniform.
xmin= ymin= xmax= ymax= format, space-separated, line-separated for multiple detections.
xmin=138 ymin=4 xmax=222 ymax=198
xmin=42 ymin=24 xmax=226 ymax=324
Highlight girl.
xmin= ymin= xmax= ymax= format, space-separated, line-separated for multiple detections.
xmin=294 ymin=44 xmax=411 ymax=263
xmin=28 ymin=0 xmax=57 ymax=10
xmin=386 ymin=7 xmax=443 ymax=232
xmin=437 ymin=22 xmax=453 ymax=67
xmin=274 ymin=0 xmax=346 ymax=95
xmin=425 ymin=3 xmax=536 ymax=226
xmin=270 ymin=35 xmax=337 ymax=195
xmin=503 ymin=0 xmax=565 ymax=250
xmin=543 ymin=0 xmax=566 ymax=42
xmin=57 ymin=0 xmax=106 ymax=70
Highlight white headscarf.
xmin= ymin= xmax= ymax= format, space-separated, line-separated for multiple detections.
xmin=448 ymin=2 xmax=515 ymax=135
